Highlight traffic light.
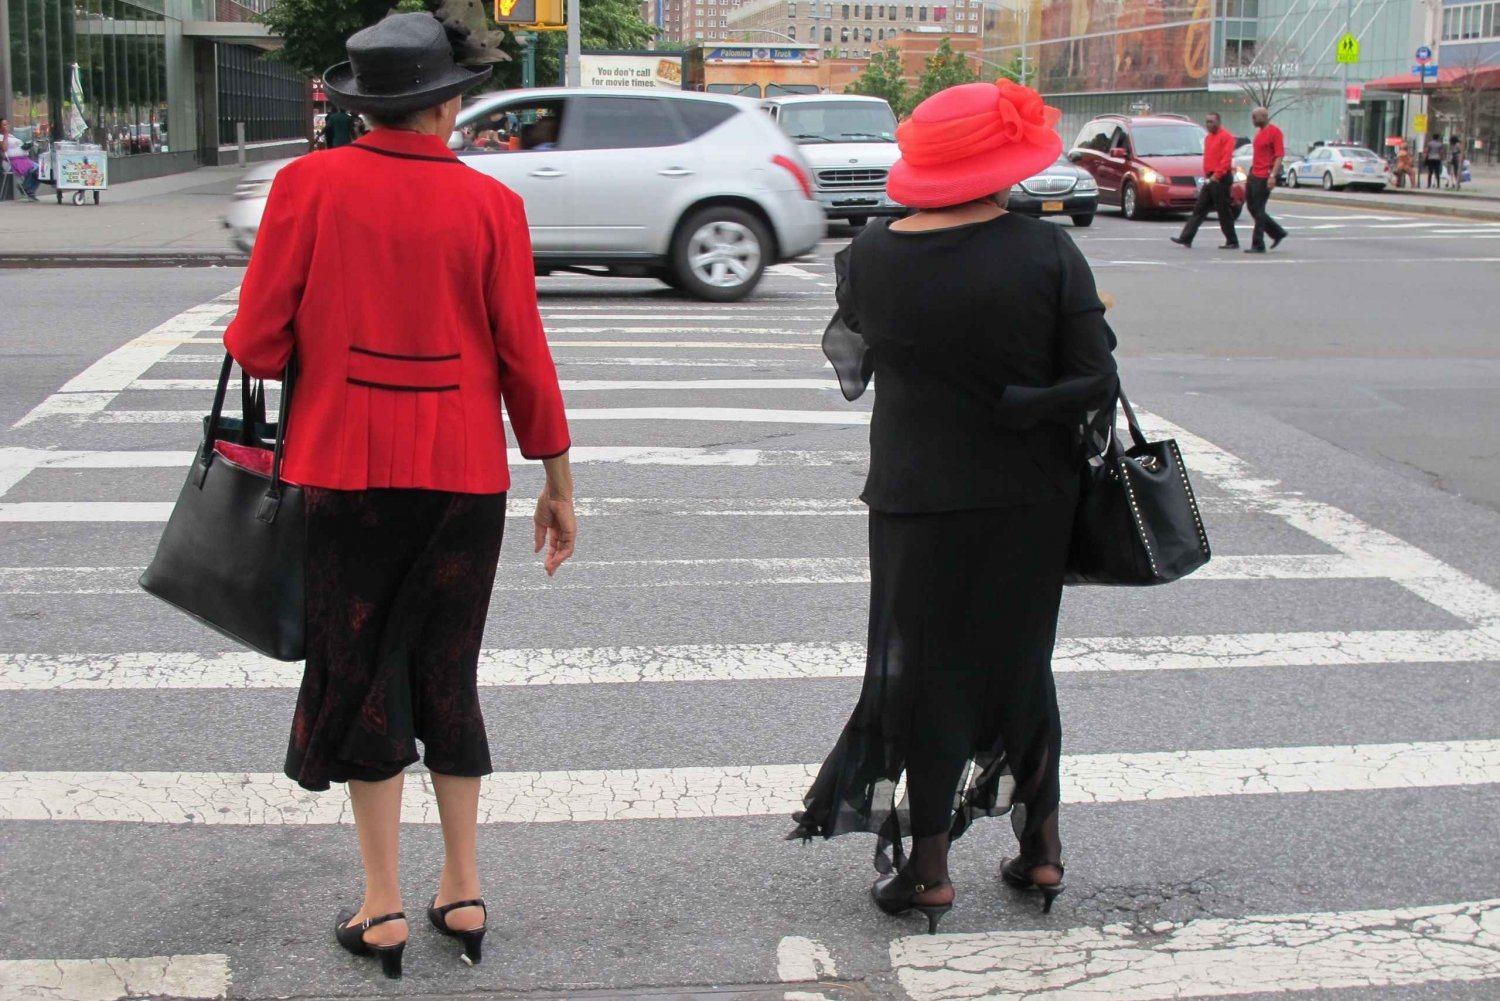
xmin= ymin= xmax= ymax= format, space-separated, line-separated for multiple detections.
xmin=495 ymin=0 xmax=565 ymax=28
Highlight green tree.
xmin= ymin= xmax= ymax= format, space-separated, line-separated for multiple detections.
xmin=991 ymin=53 xmax=1029 ymax=87
xmin=260 ymin=0 xmax=428 ymax=80
xmin=529 ymin=0 xmax=658 ymax=86
xmin=845 ymin=46 xmax=909 ymax=116
xmin=908 ymin=38 xmax=979 ymax=112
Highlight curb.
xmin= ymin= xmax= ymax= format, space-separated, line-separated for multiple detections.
xmin=1274 ymin=189 xmax=1500 ymax=222
xmin=0 ymin=251 xmax=249 ymax=268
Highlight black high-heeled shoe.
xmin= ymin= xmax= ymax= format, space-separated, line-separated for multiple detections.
xmin=871 ymin=868 xmax=953 ymax=934
xmin=1001 ymin=857 xmax=1066 ymax=913
xmin=428 ymin=896 xmax=487 ymax=966
xmin=334 ymin=908 xmax=407 ymax=979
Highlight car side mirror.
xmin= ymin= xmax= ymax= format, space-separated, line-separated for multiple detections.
xmin=1110 ymin=147 xmax=1128 ymax=159
xmin=447 ymin=130 xmax=466 ymax=151
xmin=1066 ymin=150 xmax=1084 ymax=163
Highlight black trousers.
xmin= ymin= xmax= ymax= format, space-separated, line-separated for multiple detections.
xmin=1177 ymin=176 xmax=1238 ymax=246
xmin=1246 ymin=176 xmax=1286 ymax=251
xmin=1425 ymin=158 xmax=1442 ymax=187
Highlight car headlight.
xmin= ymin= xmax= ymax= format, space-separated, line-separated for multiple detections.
xmin=1139 ymin=168 xmax=1162 ymax=185
xmin=1075 ymin=176 xmax=1098 ymax=191
xmin=1234 ymin=167 xmax=1248 ymax=183
xmin=1010 ymin=183 xmax=1026 ymax=193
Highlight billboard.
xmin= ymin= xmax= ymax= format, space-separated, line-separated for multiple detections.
xmin=992 ymin=0 xmax=1216 ymax=95
xmin=579 ymin=53 xmax=685 ymax=90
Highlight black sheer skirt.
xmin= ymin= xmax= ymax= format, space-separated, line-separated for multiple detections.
xmin=792 ymin=497 xmax=1075 ymax=872
xmin=286 ymin=488 xmax=507 ymax=792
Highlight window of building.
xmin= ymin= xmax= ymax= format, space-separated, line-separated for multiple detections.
xmin=918 ymin=4 xmax=927 ymax=20
xmin=824 ymin=3 xmax=833 ymax=16
xmin=864 ymin=27 xmax=873 ymax=40
xmin=788 ymin=1 xmax=797 ymax=14
xmin=934 ymin=4 xmax=945 ymax=19
xmin=905 ymin=5 xmax=914 ymax=18
xmin=824 ymin=25 xmax=833 ymax=40
xmin=877 ymin=27 xmax=885 ymax=39
xmin=842 ymin=3 xmax=849 ymax=17
xmin=840 ymin=26 xmax=849 ymax=40
xmin=788 ymin=24 xmax=797 ymax=37
xmin=865 ymin=4 xmax=873 ymax=18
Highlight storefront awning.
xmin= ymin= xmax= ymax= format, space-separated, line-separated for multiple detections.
xmin=1364 ymin=65 xmax=1500 ymax=93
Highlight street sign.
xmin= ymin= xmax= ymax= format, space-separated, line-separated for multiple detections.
xmin=1413 ymin=113 xmax=1429 ymax=135
xmin=1336 ymin=33 xmax=1360 ymax=64
xmin=1346 ymin=84 xmax=1362 ymax=105
xmin=1415 ymin=45 xmax=1433 ymax=64
xmin=1411 ymin=64 xmax=1439 ymax=78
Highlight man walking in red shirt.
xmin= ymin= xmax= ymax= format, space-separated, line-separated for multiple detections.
xmin=1245 ymin=106 xmax=1288 ymax=254
xmin=1171 ymin=112 xmax=1239 ymax=249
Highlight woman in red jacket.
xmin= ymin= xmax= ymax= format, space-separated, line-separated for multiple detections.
xmin=224 ymin=13 xmax=574 ymax=979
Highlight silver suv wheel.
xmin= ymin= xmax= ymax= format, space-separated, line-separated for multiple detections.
xmin=687 ymin=219 xmax=762 ymax=288
xmin=671 ymin=207 xmax=770 ymax=302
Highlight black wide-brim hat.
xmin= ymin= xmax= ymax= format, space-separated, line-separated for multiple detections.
xmin=324 ymin=12 xmax=491 ymax=116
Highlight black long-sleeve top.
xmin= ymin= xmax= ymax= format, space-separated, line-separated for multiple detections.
xmin=824 ymin=213 xmax=1119 ymax=513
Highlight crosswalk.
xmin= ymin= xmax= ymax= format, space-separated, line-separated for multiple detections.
xmin=2 ymin=265 xmax=1499 ymax=1000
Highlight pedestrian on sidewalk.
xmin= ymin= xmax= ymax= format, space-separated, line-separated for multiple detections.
xmin=1171 ymin=112 xmax=1239 ymax=249
xmin=1425 ymin=134 xmax=1445 ymax=188
xmin=323 ymin=104 xmax=356 ymax=148
xmin=2 ymin=118 xmax=41 ymax=201
xmin=1245 ymin=107 xmax=1287 ymax=254
xmin=793 ymin=79 xmax=1120 ymax=932
xmin=1449 ymin=136 xmax=1465 ymax=190
xmin=223 ymin=12 xmax=574 ymax=981
xmin=1394 ymin=144 xmax=1415 ymax=188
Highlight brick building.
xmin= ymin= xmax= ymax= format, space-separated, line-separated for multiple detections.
xmin=818 ymin=29 xmax=981 ymax=92
xmin=727 ymin=0 xmax=982 ymax=60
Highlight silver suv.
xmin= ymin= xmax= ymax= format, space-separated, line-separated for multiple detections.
xmin=224 ymin=89 xmax=824 ymax=302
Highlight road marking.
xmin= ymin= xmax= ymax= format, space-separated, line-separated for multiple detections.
xmin=778 ymin=937 xmax=839 ymax=982
xmin=71 ymin=407 xmax=873 ymax=426
xmin=12 ymin=299 xmax=235 ymax=429
xmin=2 ymin=629 xmax=1494 ymax=691
xmin=0 ymin=954 xmax=231 ymax=1001
xmin=3 ymin=740 xmax=1496 ymax=825
xmin=127 ymin=378 xmax=845 ymax=393
xmin=0 ymin=554 xmax=1397 ymax=595
xmin=767 ymin=263 xmax=820 ymax=279
xmin=889 ymin=898 xmax=1500 ymax=1001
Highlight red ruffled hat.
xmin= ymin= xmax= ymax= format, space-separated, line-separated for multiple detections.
xmin=887 ymin=80 xmax=1064 ymax=209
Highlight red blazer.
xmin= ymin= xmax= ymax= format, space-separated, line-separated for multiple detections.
xmin=224 ymin=130 xmax=570 ymax=493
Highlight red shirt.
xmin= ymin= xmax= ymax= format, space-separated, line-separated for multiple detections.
xmin=1203 ymin=127 xmax=1235 ymax=181
xmin=225 ymin=130 xmax=570 ymax=493
xmin=1251 ymin=124 xmax=1285 ymax=179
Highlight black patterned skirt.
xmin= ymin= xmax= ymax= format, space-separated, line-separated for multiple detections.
xmin=286 ymin=488 xmax=507 ymax=792
xmin=791 ymin=498 xmax=1075 ymax=872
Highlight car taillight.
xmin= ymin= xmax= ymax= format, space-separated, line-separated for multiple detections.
xmin=1343 ymin=161 xmax=1354 ymax=171
xmin=772 ymin=154 xmax=814 ymax=200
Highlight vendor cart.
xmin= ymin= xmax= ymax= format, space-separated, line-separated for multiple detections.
xmin=42 ymin=143 xmax=108 ymax=205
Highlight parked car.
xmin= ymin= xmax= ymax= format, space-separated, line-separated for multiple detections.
xmin=1287 ymin=145 xmax=1391 ymax=191
xmin=225 ymin=89 xmax=824 ymax=302
xmin=1069 ymin=113 xmax=1246 ymax=221
xmin=761 ymin=94 xmax=903 ymax=227
xmin=1232 ymin=141 xmax=1300 ymax=185
xmin=1007 ymin=156 xmax=1098 ymax=227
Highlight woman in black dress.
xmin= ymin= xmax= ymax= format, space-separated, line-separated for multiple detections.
xmin=793 ymin=80 xmax=1119 ymax=931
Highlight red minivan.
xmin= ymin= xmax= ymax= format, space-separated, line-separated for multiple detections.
xmin=1069 ymin=114 xmax=1246 ymax=221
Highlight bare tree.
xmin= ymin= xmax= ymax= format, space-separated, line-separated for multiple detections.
xmin=1232 ymin=39 xmax=1319 ymax=120
xmin=1449 ymin=44 xmax=1498 ymax=147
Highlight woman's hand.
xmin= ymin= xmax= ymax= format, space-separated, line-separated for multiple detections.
xmin=533 ymin=483 xmax=576 ymax=577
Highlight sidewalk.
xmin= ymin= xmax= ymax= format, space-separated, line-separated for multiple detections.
xmin=1275 ymin=161 xmax=1500 ymax=221
xmin=0 ymin=165 xmax=251 ymax=265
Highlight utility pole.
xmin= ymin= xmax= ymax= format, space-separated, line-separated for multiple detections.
xmin=566 ymin=0 xmax=582 ymax=86
xmin=1341 ymin=0 xmax=1352 ymax=140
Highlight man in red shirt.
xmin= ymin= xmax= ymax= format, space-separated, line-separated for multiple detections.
xmin=1245 ymin=106 xmax=1288 ymax=253
xmin=1171 ymin=112 xmax=1239 ymax=249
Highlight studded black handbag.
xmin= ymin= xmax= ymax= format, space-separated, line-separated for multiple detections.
xmin=140 ymin=353 xmax=306 ymax=660
xmin=1065 ymin=390 xmax=1211 ymax=586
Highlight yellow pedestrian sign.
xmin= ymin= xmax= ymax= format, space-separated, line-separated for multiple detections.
xmin=1336 ymin=33 xmax=1360 ymax=64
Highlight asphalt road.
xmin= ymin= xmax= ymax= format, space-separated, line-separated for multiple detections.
xmin=2 ymin=201 xmax=1499 ymax=1001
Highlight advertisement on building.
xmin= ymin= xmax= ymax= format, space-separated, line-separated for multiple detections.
xmin=579 ymin=53 xmax=685 ymax=90
xmin=1026 ymin=0 xmax=1215 ymax=95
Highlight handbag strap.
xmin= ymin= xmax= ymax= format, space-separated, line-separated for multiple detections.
xmin=257 ymin=359 xmax=296 ymax=523
xmin=1116 ymin=387 xmax=1150 ymax=452
xmin=193 ymin=354 xmax=236 ymax=487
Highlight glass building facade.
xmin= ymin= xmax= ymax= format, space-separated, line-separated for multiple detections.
xmin=981 ymin=0 xmax=1423 ymax=154
xmin=3 ymin=0 xmax=309 ymax=181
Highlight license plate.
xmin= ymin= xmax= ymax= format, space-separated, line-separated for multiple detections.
xmin=1363 ymin=165 xmax=1376 ymax=173
xmin=1042 ymin=201 xmax=1065 ymax=212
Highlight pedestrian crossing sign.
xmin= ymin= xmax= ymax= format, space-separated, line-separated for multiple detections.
xmin=1336 ymin=33 xmax=1360 ymax=64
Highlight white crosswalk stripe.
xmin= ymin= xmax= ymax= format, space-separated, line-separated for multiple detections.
xmin=3 ymin=268 xmax=1497 ymax=998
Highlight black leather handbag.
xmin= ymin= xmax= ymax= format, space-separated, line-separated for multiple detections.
xmin=140 ymin=353 xmax=306 ymax=660
xmin=1065 ymin=390 xmax=1211 ymax=586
